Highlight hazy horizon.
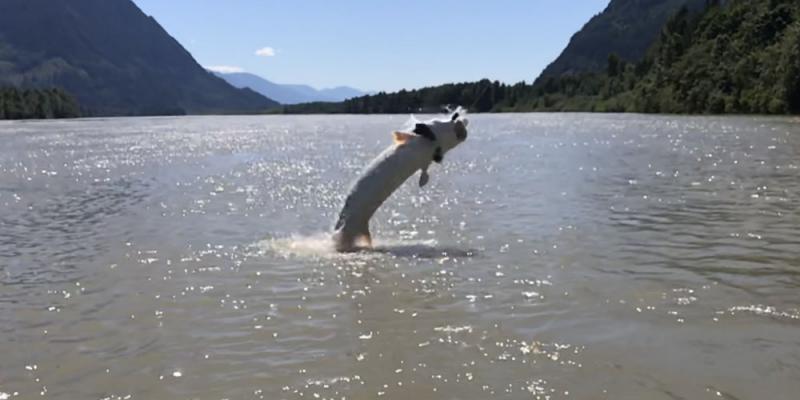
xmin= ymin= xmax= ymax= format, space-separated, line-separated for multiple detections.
xmin=132 ymin=0 xmax=609 ymax=93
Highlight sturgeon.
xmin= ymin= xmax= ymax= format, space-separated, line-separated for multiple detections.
xmin=332 ymin=110 xmax=469 ymax=252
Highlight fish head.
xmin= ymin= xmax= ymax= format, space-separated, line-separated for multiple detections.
xmin=428 ymin=108 xmax=468 ymax=153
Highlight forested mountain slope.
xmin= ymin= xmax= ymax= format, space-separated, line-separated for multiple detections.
xmin=537 ymin=0 xmax=706 ymax=80
xmin=530 ymin=0 xmax=800 ymax=114
xmin=0 ymin=0 xmax=278 ymax=116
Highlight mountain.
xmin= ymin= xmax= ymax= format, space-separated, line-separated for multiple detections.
xmin=536 ymin=0 xmax=706 ymax=80
xmin=0 ymin=0 xmax=278 ymax=116
xmin=213 ymin=72 xmax=366 ymax=104
xmin=282 ymin=84 xmax=368 ymax=103
xmin=212 ymin=72 xmax=306 ymax=105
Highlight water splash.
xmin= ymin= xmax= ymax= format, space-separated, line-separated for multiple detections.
xmin=254 ymin=233 xmax=473 ymax=260
xmin=256 ymin=233 xmax=339 ymax=259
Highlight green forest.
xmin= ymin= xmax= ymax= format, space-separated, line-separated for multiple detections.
xmin=0 ymin=87 xmax=81 ymax=119
xmin=282 ymin=0 xmax=800 ymax=115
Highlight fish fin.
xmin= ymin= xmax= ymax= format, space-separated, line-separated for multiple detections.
xmin=419 ymin=169 xmax=430 ymax=187
xmin=393 ymin=131 xmax=414 ymax=145
xmin=433 ymin=147 xmax=444 ymax=163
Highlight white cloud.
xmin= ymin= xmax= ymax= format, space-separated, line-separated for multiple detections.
xmin=255 ymin=47 xmax=276 ymax=57
xmin=205 ymin=65 xmax=245 ymax=74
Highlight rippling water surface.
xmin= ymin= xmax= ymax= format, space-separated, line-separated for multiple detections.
xmin=1 ymin=114 xmax=799 ymax=399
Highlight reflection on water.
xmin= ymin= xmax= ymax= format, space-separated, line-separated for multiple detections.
xmin=1 ymin=114 xmax=799 ymax=399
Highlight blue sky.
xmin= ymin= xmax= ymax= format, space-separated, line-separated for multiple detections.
xmin=133 ymin=0 xmax=609 ymax=92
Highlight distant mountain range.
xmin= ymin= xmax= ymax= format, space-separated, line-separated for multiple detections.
xmin=0 ymin=0 xmax=277 ymax=116
xmin=212 ymin=71 xmax=367 ymax=104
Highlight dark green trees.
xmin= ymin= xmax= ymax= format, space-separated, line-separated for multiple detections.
xmin=626 ymin=0 xmax=800 ymax=114
xmin=781 ymin=24 xmax=800 ymax=113
xmin=0 ymin=88 xmax=80 ymax=119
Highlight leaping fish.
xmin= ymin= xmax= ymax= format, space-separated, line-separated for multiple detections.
xmin=333 ymin=109 xmax=469 ymax=252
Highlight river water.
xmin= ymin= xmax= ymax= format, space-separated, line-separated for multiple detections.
xmin=1 ymin=114 xmax=799 ymax=399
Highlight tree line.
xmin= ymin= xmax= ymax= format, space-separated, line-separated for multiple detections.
xmin=0 ymin=87 xmax=81 ymax=119
xmin=280 ymin=0 xmax=800 ymax=115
